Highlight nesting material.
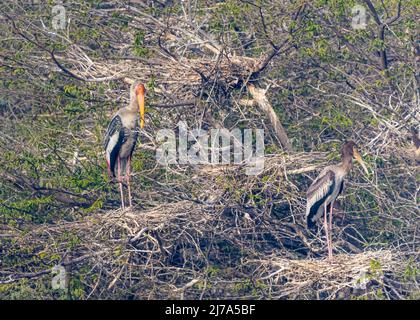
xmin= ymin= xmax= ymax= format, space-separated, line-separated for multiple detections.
xmin=251 ymin=250 xmax=402 ymax=298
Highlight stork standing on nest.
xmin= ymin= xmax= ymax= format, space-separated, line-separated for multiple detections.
xmin=104 ymin=81 xmax=145 ymax=209
xmin=306 ymin=141 xmax=369 ymax=260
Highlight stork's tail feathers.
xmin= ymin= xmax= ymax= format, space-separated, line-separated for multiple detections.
xmin=306 ymin=202 xmax=332 ymax=230
xmin=307 ymin=215 xmax=317 ymax=230
xmin=306 ymin=203 xmax=318 ymax=229
xmin=306 ymin=199 xmax=321 ymax=230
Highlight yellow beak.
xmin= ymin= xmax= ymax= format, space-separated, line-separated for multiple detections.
xmin=353 ymin=149 xmax=369 ymax=174
xmin=137 ymin=93 xmax=145 ymax=129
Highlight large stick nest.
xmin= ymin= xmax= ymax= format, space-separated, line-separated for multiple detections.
xmin=2 ymin=153 xmax=417 ymax=299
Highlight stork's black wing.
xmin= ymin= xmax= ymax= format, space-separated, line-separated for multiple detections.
xmin=104 ymin=115 xmax=121 ymax=148
xmin=129 ymin=120 xmax=140 ymax=158
xmin=104 ymin=115 xmax=128 ymax=177
xmin=306 ymin=169 xmax=336 ymax=228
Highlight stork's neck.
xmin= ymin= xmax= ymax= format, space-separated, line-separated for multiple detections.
xmin=128 ymin=93 xmax=139 ymax=112
xmin=339 ymin=155 xmax=353 ymax=173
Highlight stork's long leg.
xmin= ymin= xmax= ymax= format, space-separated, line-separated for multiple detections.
xmin=126 ymin=156 xmax=133 ymax=207
xmin=117 ymin=156 xmax=125 ymax=210
xmin=329 ymin=201 xmax=334 ymax=232
xmin=323 ymin=203 xmax=332 ymax=260
xmin=329 ymin=200 xmax=334 ymax=257
xmin=105 ymin=155 xmax=112 ymax=177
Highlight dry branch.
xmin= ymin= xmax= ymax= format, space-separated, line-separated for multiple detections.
xmin=247 ymin=84 xmax=292 ymax=151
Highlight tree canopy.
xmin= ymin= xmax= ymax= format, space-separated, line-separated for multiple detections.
xmin=0 ymin=0 xmax=418 ymax=300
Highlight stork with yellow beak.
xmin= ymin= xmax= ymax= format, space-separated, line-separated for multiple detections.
xmin=104 ymin=81 xmax=145 ymax=209
xmin=306 ymin=141 xmax=369 ymax=260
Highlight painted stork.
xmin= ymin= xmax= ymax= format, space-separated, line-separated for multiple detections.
xmin=306 ymin=141 xmax=369 ymax=260
xmin=104 ymin=81 xmax=145 ymax=209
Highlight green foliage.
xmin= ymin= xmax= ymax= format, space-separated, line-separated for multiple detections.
xmin=133 ymin=31 xmax=150 ymax=57
xmin=404 ymin=258 xmax=419 ymax=280
xmin=233 ymin=278 xmax=268 ymax=297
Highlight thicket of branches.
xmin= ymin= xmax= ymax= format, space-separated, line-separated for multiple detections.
xmin=0 ymin=0 xmax=418 ymax=299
